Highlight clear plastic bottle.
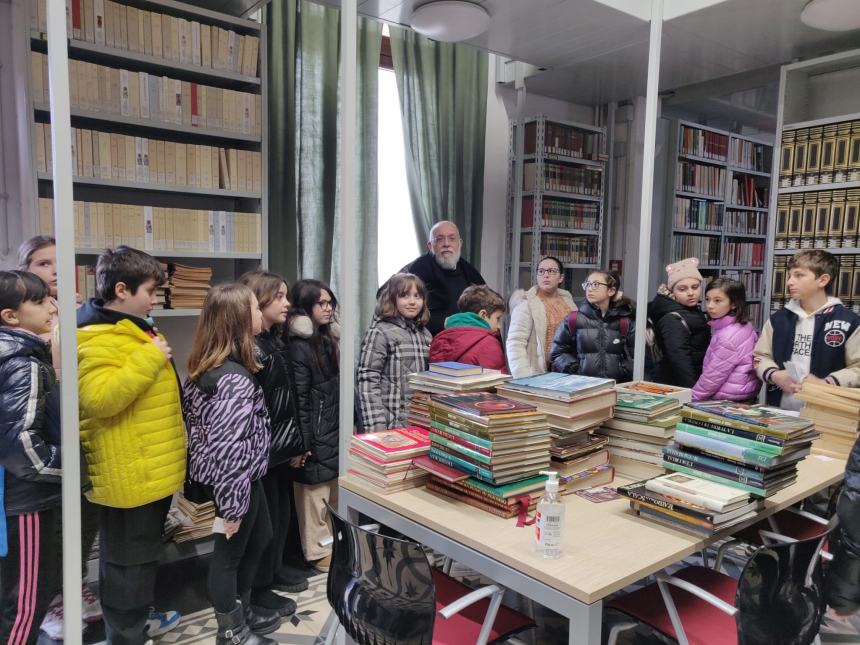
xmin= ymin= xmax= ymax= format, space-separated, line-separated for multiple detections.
xmin=534 ymin=471 xmax=564 ymax=559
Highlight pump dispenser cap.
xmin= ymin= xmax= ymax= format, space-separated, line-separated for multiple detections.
xmin=539 ymin=470 xmax=560 ymax=493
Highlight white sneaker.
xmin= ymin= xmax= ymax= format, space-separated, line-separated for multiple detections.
xmin=39 ymin=595 xmax=88 ymax=641
xmin=144 ymin=608 xmax=181 ymax=637
xmin=81 ymin=586 xmax=102 ymax=623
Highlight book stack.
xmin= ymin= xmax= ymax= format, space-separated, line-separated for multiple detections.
xmin=171 ymin=494 xmax=216 ymax=543
xmin=406 ymin=363 xmax=510 ymax=429
xmin=668 ymin=402 xmax=819 ymax=498
xmin=616 ymin=381 xmax=692 ymax=403
xmin=165 ymin=263 xmax=212 ymax=309
xmin=425 ymin=392 xmax=551 ymax=485
xmin=348 ymin=427 xmax=430 ymax=493
xmin=496 ymin=373 xmax=615 ymax=465
xmin=619 ymin=472 xmax=762 ymax=537
xmin=797 ymin=381 xmax=860 ymax=459
xmin=598 ymin=391 xmax=682 ymax=480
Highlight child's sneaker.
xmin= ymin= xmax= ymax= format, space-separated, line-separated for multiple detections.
xmin=81 ymin=586 xmax=103 ymax=623
xmin=144 ymin=608 xmax=181 ymax=637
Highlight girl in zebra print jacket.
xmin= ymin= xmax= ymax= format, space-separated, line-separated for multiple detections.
xmin=183 ymin=283 xmax=280 ymax=643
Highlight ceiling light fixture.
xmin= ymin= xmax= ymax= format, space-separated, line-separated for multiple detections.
xmin=410 ymin=1 xmax=490 ymax=43
xmin=800 ymin=0 xmax=860 ymax=31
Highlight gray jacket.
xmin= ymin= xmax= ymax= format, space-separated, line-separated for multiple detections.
xmin=356 ymin=316 xmax=431 ymax=432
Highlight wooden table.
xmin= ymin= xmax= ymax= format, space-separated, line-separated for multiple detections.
xmin=338 ymin=454 xmax=846 ymax=645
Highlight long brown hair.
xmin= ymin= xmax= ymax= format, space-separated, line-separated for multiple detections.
xmin=240 ymin=270 xmax=288 ymax=310
xmin=375 ymin=273 xmax=430 ymax=325
xmin=17 ymin=235 xmax=56 ymax=271
xmin=187 ymin=283 xmax=262 ymax=380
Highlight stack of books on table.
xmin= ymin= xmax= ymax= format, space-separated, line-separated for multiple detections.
xmin=165 ymin=263 xmax=212 ymax=309
xmin=616 ymin=381 xmax=692 ymax=403
xmin=619 ymin=472 xmax=763 ymax=537
xmin=597 ymin=391 xmax=681 ymax=480
xmin=495 ymin=373 xmax=615 ymax=466
xmin=171 ymin=494 xmax=216 ymax=543
xmin=348 ymin=427 xmax=430 ymax=493
xmin=667 ymin=401 xmax=819 ymax=497
xmin=797 ymin=381 xmax=860 ymax=459
xmin=406 ymin=362 xmax=510 ymax=429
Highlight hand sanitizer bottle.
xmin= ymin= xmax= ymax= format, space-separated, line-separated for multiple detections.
xmin=535 ymin=471 xmax=564 ymax=559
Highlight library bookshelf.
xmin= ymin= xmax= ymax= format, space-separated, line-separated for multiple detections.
xmin=766 ymin=48 xmax=860 ymax=318
xmin=667 ymin=119 xmax=773 ymax=328
xmin=505 ymin=115 xmax=608 ymax=294
xmin=28 ymin=0 xmax=267 ymax=315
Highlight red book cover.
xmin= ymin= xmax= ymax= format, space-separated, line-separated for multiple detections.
xmin=413 ymin=454 xmax=469 ymax=483
xmin=72 ymin=0 xmax=82 ymax=37
xmin=352 ymin=427 xmax=430 ymax=457
xmin=430 ymin=392 xmax=537 ymax=418
xmin=190 ymin=83 xmax=200 ymax=127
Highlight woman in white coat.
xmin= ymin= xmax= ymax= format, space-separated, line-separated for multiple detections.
xmin=506 ymin=256 xmax=576 ymax=378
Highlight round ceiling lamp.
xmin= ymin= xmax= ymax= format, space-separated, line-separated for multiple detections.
xmin=800 ymin=0 xmax=860 ymax=31
xmin=410 ymin=1 xmax=491 ymax=42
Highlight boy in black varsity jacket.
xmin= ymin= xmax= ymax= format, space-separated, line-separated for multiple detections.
xmin=754 ymin=249 xmax=860 ymax=410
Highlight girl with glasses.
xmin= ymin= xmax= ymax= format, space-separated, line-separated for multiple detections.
xmin=550 ymin=269 xmax=634 ymax=380
xmin=506 ymin=256 xmax=575 ymax=378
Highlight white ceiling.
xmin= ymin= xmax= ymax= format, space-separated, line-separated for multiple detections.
xmin=348 ymin=0 xmax=860 ymax=111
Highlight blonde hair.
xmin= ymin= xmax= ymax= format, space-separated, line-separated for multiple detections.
xmin=375 ymin=273 xmax=430 ymax=325
xmin=187 ymin=283 xmax=262 ymax=380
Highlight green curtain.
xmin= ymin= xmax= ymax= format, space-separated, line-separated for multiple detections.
xmin=265 ymin=0 xmax=381 ymax=338
xmin=389 ymin=27 xmax=488 ymax=266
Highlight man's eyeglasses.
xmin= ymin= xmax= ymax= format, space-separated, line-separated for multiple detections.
xmin=433 ymin=235 xmax=459 ymax=244
xmin=537 ymin=268 xmax=560 ymax=276
xmin=315 ymin=300 xmax=333 ymax=310
xmin=581 ymin=281 xmax=610 ymax=290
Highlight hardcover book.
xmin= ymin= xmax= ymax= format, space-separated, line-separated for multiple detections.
xmin=502 ymin=373 xmax=615 ymax=401
xmin=428 ymin=361 xmax=483 ymax=377
xmin=351 ymin=427 xmax=430 ymax=459
xmin=683 ymin=401 xmax=814 ymax=437
xmin=430 ymin=392 xmax=538 ymax=420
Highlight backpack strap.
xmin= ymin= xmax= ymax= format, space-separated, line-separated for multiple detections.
xmin=669 ymin=311 xmax=691 ymax=334
xmin=566 ymin=310 xmax=578 ymax=337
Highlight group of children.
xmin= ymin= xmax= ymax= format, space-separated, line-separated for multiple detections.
xmin=4 ymin=237 xmax=860 ymax=644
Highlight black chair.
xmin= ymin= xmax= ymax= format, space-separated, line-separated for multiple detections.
xmin=606 ymin=518 xmax=837 ymax=645
xmin=321 ymin=503 xmax=535 ymax=645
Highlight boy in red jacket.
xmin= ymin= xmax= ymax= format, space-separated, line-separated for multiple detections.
xmin=429 ymin=285 xmax=507 ymax=371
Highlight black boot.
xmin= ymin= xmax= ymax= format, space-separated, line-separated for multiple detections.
xmin=215 ymin=603 xmax=276 ymax=645
xmin=241 ymin=591 xmax=282 ymax=635
xmin=251 ymin=588 xmax=297 ymax=618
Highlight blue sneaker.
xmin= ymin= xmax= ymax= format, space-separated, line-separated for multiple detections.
xmin=144 ymin=608 xmax=181 ymax=637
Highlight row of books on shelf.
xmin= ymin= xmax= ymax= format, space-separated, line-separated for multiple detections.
xmin=779 ymin=120 xmax=860 ymax=188
xmin=728 ymin=175 xmax=768 ymax=208
xmin=772 ymin=254 xmax=860 ymax=312
xmin=37 ymin=198 xmax=262 ymax=254
xmin=521 ymin=233 xmax=598 ymax=265
xmin=618 ymin=401 xmax=818 ymax=536
xmin=774 ymin=190 xmax=860 ymax=249
xmin=725 ymin=210 xmax=768 ymax=235
xmin=676 ymin=161 xmax=725 ymax=197
xmin=34 ymin=123 xmax=262 ymax=193
xmin=521 ymin=197 xmax=599 ymax=230
xmin=672 ymin=234 xmax=722 ymax=267
xmin=524 ymin=121 xmax=606 ymax=161
xmin=679 ymin=125 xmax=727 ymax=161
xmin=522 ymin=162 xmax=602 ymax=197
xmin=723 ymin=269 xmax=764 ymax=300
xmin=33 ymin=0 xmax=260 ymax=77
xmin=31 ymin=53 xmax=262 ymax=137
xmin=673 ymin=197 xmax=723 ymax=232
xmin=720 ymin=240 xmax=765 ymax=269
xmin=729 ymin=137 xmax=770 ymax=173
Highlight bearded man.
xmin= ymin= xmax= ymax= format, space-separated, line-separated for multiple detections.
xmin=394 ymin=221 xmax=486 ymax=336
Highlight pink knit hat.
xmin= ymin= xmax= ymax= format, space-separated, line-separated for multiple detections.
xmin=666 ymin=257 xmax=703 ymax=290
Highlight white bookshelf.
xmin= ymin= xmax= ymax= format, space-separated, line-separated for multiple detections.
xmin=28 ymin=0 xmax=267 ymax=312
xmin=667 ymin=119 xmax=773 ymax=326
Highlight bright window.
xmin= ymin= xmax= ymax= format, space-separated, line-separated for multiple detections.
xmin=377 ymin=67 xmax=418 ymax=285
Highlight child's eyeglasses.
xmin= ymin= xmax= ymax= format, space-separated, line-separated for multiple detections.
xmin=537 ymin=268 xmax=560 ymax=275
xmin=315 ymin=300 xmax=334 ymax=309
xmin=581 ymin=281 xmax=610 ymax=290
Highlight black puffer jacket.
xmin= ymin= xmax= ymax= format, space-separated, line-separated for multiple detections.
xmin=288 ymin=315 xmax=339 ymax=485
xmin=550 ymin=300 xmax=634 ymax=381
xmin=826 ymin=435 xmax=860 ymax=614
xmin=254 ymin=329 xmax=303 ymax=466
xmin=648 ymin=293 xmax=710 ymax=387
xmin=0 ymin=328 xmax=61 ymax=515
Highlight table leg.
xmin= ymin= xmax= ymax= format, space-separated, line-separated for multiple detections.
xmin=566 ymin=599 xmax=603 ymax=645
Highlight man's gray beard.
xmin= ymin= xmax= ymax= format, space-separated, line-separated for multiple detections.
xmin=434 ymin=251 xmax=460 ymax=270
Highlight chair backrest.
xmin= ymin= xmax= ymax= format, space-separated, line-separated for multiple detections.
xmin=735 ymin=518 xmax=838 ymax=645
xmin=325 ymin=503 xmax=436 ymax=645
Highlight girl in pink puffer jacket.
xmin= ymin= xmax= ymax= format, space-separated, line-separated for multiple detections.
xmin=692 ymin=278 xmax=761 ymax=402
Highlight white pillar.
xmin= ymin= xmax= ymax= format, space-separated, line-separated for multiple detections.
xmin=632 ymin=0 xmax=664 ymax=381
xmin=46 ymin=0 xmax=83 ymax=642
xmin=338 ymin=0 xmax=357 ymax=477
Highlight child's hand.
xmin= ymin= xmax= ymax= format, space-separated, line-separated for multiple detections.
xmin=223 ymin=519 xmax=241 ymax=538
xmin=803 ymin=374 xmax=827 ymax=385
xmin=771 ymin=370 xmax=801 ymax=394
xmin=152 ymin=335 xmax=173 ymax=361
xmin=289 ymin=452 xmax=310 ymax=468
